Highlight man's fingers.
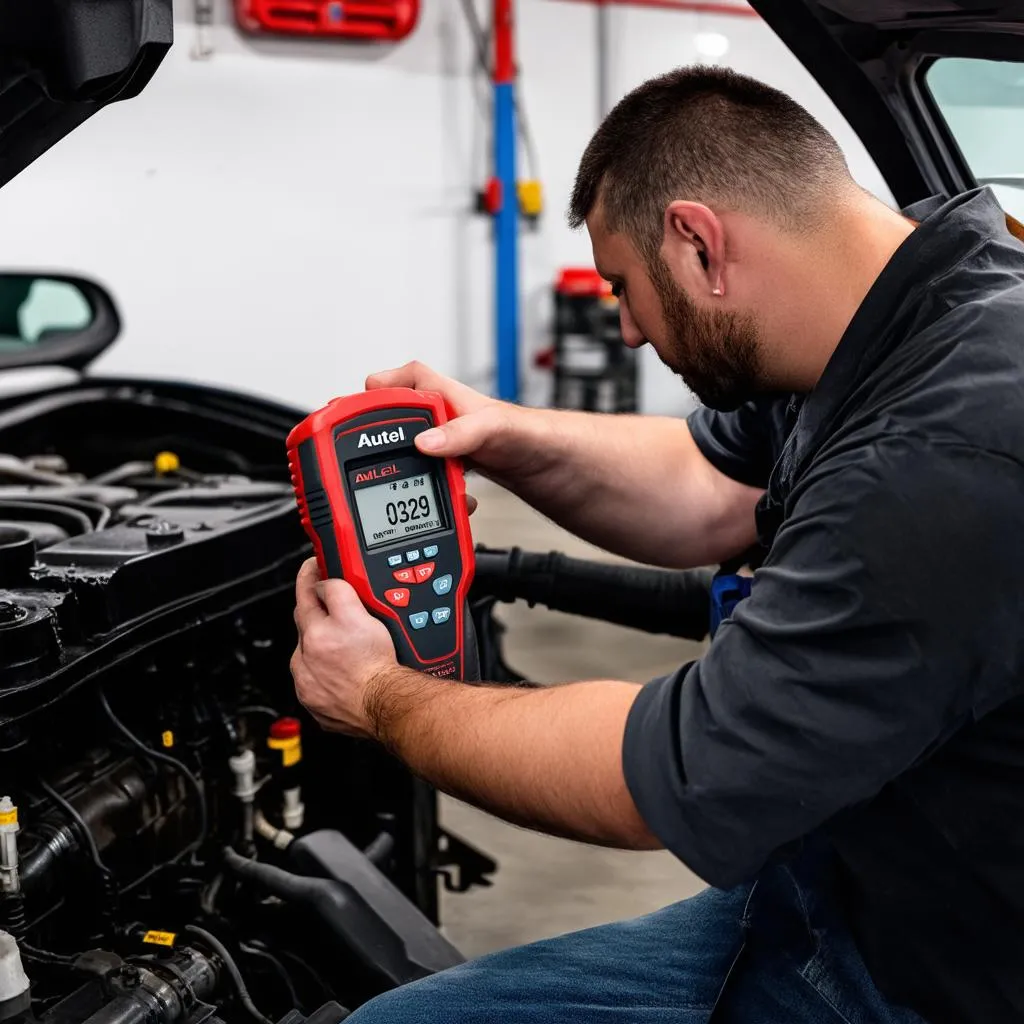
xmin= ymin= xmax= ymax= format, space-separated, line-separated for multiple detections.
xmin=366 ymin=360 xmax=443 ymax=392
xmin=466 ymin=493 xmax=478 ymax=516
xmin=315 ymin=577 xmax=364 ymax=620
xmin=294 ymin=557 xmax=327 ymax=632
xmin=365 ymin=362 xmax=489 ymax=415
xmin=415 ymin=405 xmax=509 ymax=458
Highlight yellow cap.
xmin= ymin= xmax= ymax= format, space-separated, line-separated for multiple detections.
xmin=154 ymin=451 xmax=181 ymax=475
xmin=517 ymin=180 xmax=544 ymax=218
xmin=161 ymin=730 xmax=175 ymax=748
xmin=0 ymin=799 xmax=17 ymax=828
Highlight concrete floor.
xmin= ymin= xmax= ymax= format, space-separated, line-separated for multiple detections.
xmin=437 ymin=478 xmax=708 ymax=959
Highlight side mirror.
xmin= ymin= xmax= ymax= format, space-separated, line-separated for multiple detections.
xmin=0 ymin=273 xmax=121 ymax=372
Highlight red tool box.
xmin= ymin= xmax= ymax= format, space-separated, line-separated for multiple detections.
xmin=235 ymin=0 xmax=419 ymax=42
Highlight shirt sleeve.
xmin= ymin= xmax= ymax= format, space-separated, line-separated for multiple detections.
xmin=622 ymin=440 xmax=1013 ymax=889
xmin=686 ymin=395 xmax=792 ymax=490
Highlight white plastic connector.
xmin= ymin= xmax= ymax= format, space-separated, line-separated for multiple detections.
xmin=282 ymin=787 xmax=305 ymax=831
xmin=253 ymin=810 xmax=294 ymax=850
xmin=0 ymin=798 xmax=20 ymax=895
xmin=229 ymin=750 xmax=256 ymax=804
xmin=0 ymin=931 xmax=29 ymax=1004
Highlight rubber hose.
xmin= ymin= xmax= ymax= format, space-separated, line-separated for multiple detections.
xmin=362 ymin=833 xmax=394 ymax=868
xmin=472 ymin=546 xmax=713 ymax=639
xmin=183 ymin=925 xmax=274 ymax=1024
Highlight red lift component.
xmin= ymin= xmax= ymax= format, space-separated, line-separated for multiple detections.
xmin=234 ymin=0 xmax=419 ymax=42
xmin=482 ymin=177 xmax=503 ymax=215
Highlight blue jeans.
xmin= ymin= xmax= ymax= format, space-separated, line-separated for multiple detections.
xmin=348 ymin=849 xmax=930 ymax=1024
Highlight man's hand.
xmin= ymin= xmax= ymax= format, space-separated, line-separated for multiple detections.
xmin=288 ymin=558 xmax=658 ymax=852
xmin=290 ymin=557 xmax=400 ymax=738
xmin=366 ymin=361 xmax=552 ymax=487
xmin=285 ymin=364 xmax=749 ymax=855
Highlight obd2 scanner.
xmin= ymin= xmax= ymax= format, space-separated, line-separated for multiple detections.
xmin=288 ymin=388 xmax=479 ymax=681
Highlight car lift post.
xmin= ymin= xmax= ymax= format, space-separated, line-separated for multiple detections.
xmin=493 ymin=0 xmax=519 ymax=402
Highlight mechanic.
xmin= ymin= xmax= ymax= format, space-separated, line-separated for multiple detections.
xmin=290 ymin=66 xmax=1024 ymax=1024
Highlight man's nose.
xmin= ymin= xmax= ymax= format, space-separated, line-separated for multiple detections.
xmin=619 ymin=304 xmax=646 ymax=349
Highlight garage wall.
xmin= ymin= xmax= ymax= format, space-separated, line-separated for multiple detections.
xmin=0 ymin=0 xmax=891 ymax=416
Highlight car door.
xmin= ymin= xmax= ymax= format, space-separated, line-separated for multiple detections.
xmin=748 ymin=0 xmax=1024 ymax=215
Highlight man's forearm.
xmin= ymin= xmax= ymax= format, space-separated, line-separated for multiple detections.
xmin=489 ymin=407 xmax=760 ymax=569
xmin=365 ymin=668 xmax=661 ymax=850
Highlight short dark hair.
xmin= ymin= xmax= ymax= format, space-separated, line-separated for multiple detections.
xmin=568 ymin=65 xmax=851 ymax=259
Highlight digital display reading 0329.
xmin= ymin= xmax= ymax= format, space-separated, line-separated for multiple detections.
xmin=353 ymin=473 xmax=444 ymax=548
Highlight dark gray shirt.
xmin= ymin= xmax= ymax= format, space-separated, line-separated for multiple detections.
xmin=622 ymin=188 xmax=1024 ymax=1024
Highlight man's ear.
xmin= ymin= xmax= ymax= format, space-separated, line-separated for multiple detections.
xmin=662 ymin=201 xmax=726 ymax=297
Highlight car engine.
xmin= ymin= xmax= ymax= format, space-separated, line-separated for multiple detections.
xmin=0 ymin=431 xmax=474 ymax=1024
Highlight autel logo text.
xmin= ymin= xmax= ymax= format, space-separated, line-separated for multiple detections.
xmin=358 ymin=427 xmax=405 ymax=449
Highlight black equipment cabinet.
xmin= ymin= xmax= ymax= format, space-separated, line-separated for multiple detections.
xmin=547 ymin=267 xmax=638 ymax=413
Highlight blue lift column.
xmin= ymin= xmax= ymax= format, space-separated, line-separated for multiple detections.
xmin=493 ymin=0 xmax=519 ymax=402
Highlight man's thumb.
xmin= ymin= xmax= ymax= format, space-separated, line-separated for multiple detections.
xmin=415 ymin=411 xmax=490 ymax=458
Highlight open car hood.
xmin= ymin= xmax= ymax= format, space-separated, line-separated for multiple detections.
xmin=0 ymin=0 xmax=172 ymax=189
xmin=748 ymin=1 xmax=1024 ymax=208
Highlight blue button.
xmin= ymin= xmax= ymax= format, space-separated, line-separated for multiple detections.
xmin=432 ymin=574 xmax=453 ymax=596
xmin=387 ymin=554 xmax=403 ymax=567
xmin=423 ymin=545 xmax=438 ymax=558
xmin=431 ymin=606 xmax=451 ymax=625
xmin=409 ymin=611 xmax=429 ymax=630
xmin=406 ymin=549 xmax=420 ymax=562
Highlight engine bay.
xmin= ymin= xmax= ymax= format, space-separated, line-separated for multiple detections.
xmin=0 ymin=447 xmax=307 ymax=696
xmin=0 ymin=386 xmax=482 ymax=1024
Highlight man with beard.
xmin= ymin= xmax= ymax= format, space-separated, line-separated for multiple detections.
xmin=290 ymin=66 xmax=1024 ymax=1024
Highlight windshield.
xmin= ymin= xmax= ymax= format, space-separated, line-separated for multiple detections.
xmin=927 ymin=57 xmax=1024 ymax=220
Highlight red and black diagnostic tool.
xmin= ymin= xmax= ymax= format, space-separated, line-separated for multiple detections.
xmin=287 ymin=388 xmax=479 ymax=681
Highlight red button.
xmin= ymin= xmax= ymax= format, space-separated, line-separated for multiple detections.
xmin=392 ymin=568 xmax=415 ymax=584
xmin=413 ymin=562 xmax=436 ymax=583
xmin=384 ymin=588 xmax=410 ymax=607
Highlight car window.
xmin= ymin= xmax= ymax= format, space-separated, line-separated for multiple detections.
xmin=0 ymin=278 xmax=92 ymax=350
xmin=927 ymin=58 xmax=1024 ymax=220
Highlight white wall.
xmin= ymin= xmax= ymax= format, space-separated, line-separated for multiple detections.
xmin=0 ymin=0 xmax=891 ymax=416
